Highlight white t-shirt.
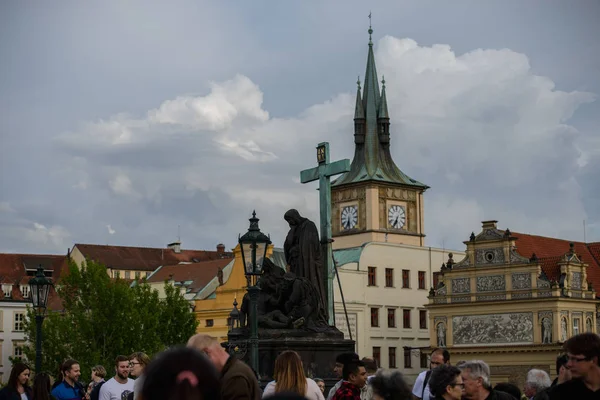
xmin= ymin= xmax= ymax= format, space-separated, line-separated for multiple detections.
xmin=99 ymin=377 xmax=135 ymax=400
xmin=412 ymin=370 xmax=432 ymax=400
xmin=262 ymin=378 xmax=325 ymax=400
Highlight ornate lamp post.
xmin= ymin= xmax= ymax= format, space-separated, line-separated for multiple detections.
xmin=29 ymin=265 xmax=52 ymax=373
xmin=238 ymin=211 xmax=271 ymax=376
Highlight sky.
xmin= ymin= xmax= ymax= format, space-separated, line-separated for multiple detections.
xmin=1 ymin=0 xmax=599 ymax=255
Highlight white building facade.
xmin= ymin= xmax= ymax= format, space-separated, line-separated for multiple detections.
xmin=0 ymin=299 xmax=28 ymax=383
xmin=333 ymin=243 xmax=463 ymax=383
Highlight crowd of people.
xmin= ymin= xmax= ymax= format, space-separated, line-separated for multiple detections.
xmin=1 ymin=332 xmax=598 ymax=400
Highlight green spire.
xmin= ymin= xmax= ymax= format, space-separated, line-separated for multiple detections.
xmin=354 ymin=76 xmax=364 ymax=119
xmin=361 ymin=23 xmax=381 ymax=177
xmin=332 ymin=23 xmax=428 ymax=190
xmin=379 ymin=75 xmax=389 ymax=119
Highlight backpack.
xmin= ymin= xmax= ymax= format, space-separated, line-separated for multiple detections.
xmin=421 ymin=370 xmax=432 ymax=399
xmin=90 ymin=381 xmax=106 ymax=400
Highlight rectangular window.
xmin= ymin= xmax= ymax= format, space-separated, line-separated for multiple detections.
xmin=206 ymin=319 xmax=214 ymax=327
xmin=368 ymin=267 xmax=376 ymax=286
xmin=420 ymin=352 xmax=428 ymax=368
xmin=402 ymin=270 xmax=410 ymax=288
xmin=389 ymin=347 xmax=396 ymax=368
xmin=403 ymin=309 xmax=411 ymax=329
xmin=20 ymin=285 xmax=30 ymax=298
xmin=385 ymin=268 xmax=394 ymax=287
xmin=371 ymin=308 xmax=379 ymax=327
xmin=404 ymin=348 xmax=412 ymax=368
xmin=573 ymin=319 xmax=580 ymax=336
xmin=135 ymin=271 xmax=140 ymax=279
xmin=373 ymin=347 xmax=381 ymax=368
xmin=419 ymin=310 xmax=427 ymax=329
xmin=14 ymin=313 xmax=25 ymax=331
xmin=433 ymin=272 xmax=440 ymax=289
xmin=13 ymin=343 xmax=24 ymax=358
xmin=125 ymin=271 xmax=131 ymax=279
xmin=387 ymin=309 xmax=396 ymax=328
xmin=418 ymin=271 xmax=426 ymax=289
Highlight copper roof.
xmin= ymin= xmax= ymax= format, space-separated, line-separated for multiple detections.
xmin=73 ymin=243 xmax=233 ymax=271
xmin=512 ymin=233 xmax=600 ymax=291
xmin=146 ymin=258 xmax=232 ymax=292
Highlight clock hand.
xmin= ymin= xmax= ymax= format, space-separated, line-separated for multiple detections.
xmin=394 ymin=217 xmax=398 ymax=227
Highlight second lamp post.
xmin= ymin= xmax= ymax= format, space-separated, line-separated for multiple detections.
xmin=29 ymin=264 xmax=52 ymax=373
xmin=238 ymin=211 xmax=271 ymax=377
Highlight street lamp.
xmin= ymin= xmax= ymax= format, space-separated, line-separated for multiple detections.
xmin=238 ymin=210 xmax=271 ymax=376
xmin=29 ymin=264 xmax=52 ymax=373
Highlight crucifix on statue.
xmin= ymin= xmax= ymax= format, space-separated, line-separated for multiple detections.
xmin=300 ymin=142 xmax=350 ymax=325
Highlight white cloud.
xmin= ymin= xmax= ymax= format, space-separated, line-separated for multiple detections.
xmin=148 ymin=74 xmax=269 ymax=130
xmin=50 ymin=35 xmax=597 ymax=251
xmin=27 ymin=222 xmax=71 ymax=248
xmin=109 ymin=173 xmax=141 ymax=199
xmin=107 ymin=225 xmax=116 ymax=235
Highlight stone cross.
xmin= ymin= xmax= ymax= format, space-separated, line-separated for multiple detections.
xmin=300 ymin=142 xmax=350 ymax=325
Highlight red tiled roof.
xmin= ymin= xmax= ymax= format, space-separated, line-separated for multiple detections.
xmin=73 ymin=244 xmax=233 ymax=271
xmin=0 ymin=253 xmax=68 ymax=302
xmin=146 ymin=258 xmax=232 ymax=292
xmin=512 ymin=233 xmax=600 ymax=292
xmin=588 ymin=243 xmax=600 ymax=266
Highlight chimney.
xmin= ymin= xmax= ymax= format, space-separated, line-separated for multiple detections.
xmin=167 ymin=241 xmax=181 ymax=254
xmin=481 ymin=220 xmax=498 ymax=230
xmin=216 ymin=243 xmax=225 ymax=255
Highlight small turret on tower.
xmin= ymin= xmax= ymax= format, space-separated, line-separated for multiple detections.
xmin=378 ymin=76 xmax=390 ymax=146
xmin=354 ymin=77 xmax=365 ymax=144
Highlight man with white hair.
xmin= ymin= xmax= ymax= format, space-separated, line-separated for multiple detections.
xmin=458 ymin=360 xmax=516 ymax=400
xmin=524 ymin=369 xmax=552 ymax=399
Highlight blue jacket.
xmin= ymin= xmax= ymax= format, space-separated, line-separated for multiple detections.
xmin=50 ymin=381 xmax=84 ymax=400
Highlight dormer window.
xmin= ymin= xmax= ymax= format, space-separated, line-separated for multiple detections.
xmin=2 ymin=284 xmax=12 ymax=298
xmin=20 ymin=285 xmax=30 ymax=298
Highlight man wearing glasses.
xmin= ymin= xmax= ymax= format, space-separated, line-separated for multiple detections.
xmin=412 ymin=348 xmax=451 ymax=400
xmin=549 ymin=333 xmax=600 ymax=399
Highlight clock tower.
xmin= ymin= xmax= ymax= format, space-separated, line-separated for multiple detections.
xmin=332 ymin=27 xmax=429 ymax=249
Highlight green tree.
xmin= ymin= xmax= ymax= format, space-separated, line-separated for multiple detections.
xmin=22 ymin=259 xmax=198 ymax=376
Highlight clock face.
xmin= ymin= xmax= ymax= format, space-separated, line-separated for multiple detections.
xmin=341 ymin=206 xmax=358 ymax=230
xmin=388 ymin=205 xmax=406 ymax=229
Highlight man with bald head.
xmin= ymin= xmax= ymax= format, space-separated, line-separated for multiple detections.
xmin=187 ymin=334 xmax=261 ymax=400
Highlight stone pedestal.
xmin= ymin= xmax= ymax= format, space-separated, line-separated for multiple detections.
xmin=225 ymin=328 xmax=355 ymax=388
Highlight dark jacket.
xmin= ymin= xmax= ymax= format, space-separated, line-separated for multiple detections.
xmin=489 ymin=390 xmax=518 ymax=400
xmin=220 ymin=356 xmax=261 ymax=400
xmin=0 ymin=386 xmax=32 ymax=400
xmin=533 ymin=388 xmax=550 ymax=400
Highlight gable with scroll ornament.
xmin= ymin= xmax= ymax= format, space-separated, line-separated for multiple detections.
xmin=475 ymin=228 xmax=505 ymax=241
xmin=509 ymin=248 xmax=530 ymax=264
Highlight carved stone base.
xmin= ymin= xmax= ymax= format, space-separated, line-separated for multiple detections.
xmin=224 ymin=329 xmax=354 ymax=389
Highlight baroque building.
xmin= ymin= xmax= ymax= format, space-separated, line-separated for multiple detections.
xmin=427 ymin=220 xmax=600 ymax=386
xmin=329 ymin=26 xmax=462 ymax=384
